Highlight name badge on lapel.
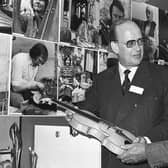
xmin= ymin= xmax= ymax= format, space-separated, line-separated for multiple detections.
xmin=129 ymin=85 xmax=144 ymax=95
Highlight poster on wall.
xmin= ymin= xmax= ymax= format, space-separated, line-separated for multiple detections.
xmin=60 ymin=0 xmax=131 ymax=49
xmin=132 ymin=2 xmax=159 ymax=62
xmin=0 ymin=33 xmax=11 ymax=115
xmin=57 ymin=45 xmax=98 ymax=103
xmin=97 ymin=49 xmax=108 ymax=73
xmin=0 ymin=0 xmax=12 ymax=34
xmin=158 ymin=9 xmax=168 ymax=64
xmin=98 ymin=0 xmax=131 ymax=47
xmin=10 ymin=36 xmax=57 ymax=115
xmin=13 ymin=0 xmax=60 ymax=42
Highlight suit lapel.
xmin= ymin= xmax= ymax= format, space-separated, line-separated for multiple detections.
xmin=103 ymin=65 xmax=124 ymax=121
xmin=115 ymin=62 xmax=153 ymax=123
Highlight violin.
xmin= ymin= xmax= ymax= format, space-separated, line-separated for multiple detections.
xmin=33 ymin=95 xmax=136 ymax=155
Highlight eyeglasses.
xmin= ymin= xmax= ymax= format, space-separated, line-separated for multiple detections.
xmin=117 ymin=38 xmax=147 ymax=48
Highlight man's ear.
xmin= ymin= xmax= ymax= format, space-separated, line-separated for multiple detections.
xmin=110 ymin=41 xmax=119 ymax=54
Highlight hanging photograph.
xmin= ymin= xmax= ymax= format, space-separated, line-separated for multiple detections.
xmin=98 ymin=0 xmax=131 ymax=47
xmin=13 ymin=0 xmax=60 ymax=42
xmin=157 ymin=8 xmax=168 ymax=65
xmin=0 ymin=0 xmax=12 ymax=34
xmin=10 ymin=36 xmax=57 ymax=115
xmin=57 ymin=44 xmax=88 ymax=103
xmin=132 ymin=2 xmax=159 ymax=62
xmin=0 ymin=116 xmax=20 ymax=168
xmin=0 ymin=33 xmax=11 ymax=115
xmin=97 ymin=49 xmax=109 ymax=73
xmin=60 ymin=0 xmax=131 ymax=49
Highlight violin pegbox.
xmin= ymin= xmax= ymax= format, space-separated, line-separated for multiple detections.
xmin=70 ymin=127 xmax=79 ymax=137
xmin=39 ymin=97 xmax=53 ymax=105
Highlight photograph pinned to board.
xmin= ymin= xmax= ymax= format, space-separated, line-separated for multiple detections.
xmin=0 ymin=33 xmax=12 ymax=115
xmin=60 ymin=0 xmax=131 ymax=49
xmin=132 ymin=1 xmax=159 ymax=62
xmin=13 ymin=0 xmax=60 ymax=42
xmin=10 ymin=35 xmax=58 ymax=115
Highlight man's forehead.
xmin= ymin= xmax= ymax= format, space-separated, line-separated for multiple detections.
xmin=116 ymin=22 xmax=141 ymax=39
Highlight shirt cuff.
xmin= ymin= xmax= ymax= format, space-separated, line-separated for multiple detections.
xmin=144 ymin=136 xmax=152 ymax=144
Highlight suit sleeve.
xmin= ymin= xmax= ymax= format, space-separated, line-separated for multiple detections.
xmin=77 ymin=76 xmax=99 ymax=116
xmin=146 ymin=141 xmax=168 ymax=168
xmin=145 ymin=68 xmax=168 ymax=142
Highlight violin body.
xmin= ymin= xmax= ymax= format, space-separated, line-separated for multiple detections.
xmin=66 ymin=112 xmax=136 ymax=155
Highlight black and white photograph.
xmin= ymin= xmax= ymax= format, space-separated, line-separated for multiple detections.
xmin=0 ymin=0 xmax=12 ymax=34
xmin=132 ymin=1 xmax=159 ymax=62
xmin=0 ymin=33 xmax=11 ymax=115
xmin=98 ymin=0 xmax=131 ymax=48
xmin=1 ymin=1 xmax=168 ymax=168
xmin=13 ymin=0 xmax=60 ymax=42
xmin=10 ymin=36 xmax=57 ymax=115
xmin=97 ymin=49 xmax=109 ymax=73
xmin=60 ymin=0 xmax=131 ymax=49
xmin=158 ymin=8 xmax=168 ymax=65
xmin=57 ymin=44 xmax=95 ymax=103
xmin=0 ymin=116 xmax=20 ymax=168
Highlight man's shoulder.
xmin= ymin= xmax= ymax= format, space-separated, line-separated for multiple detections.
xmin=96 ymin=65 xmax=117 ymax=80
xmin=12 ymin=52 xmax=30 ymax=64
xmin=13 ymin=52 xmax=28 ymax=59
xmin=147 ymin=62 xmax=168 ymax=73
xmin=144 ymin=62 xmax=168 ymax=82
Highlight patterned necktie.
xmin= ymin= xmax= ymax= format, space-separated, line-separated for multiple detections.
xmin=122 ymin=69 xmax=131 ymax=95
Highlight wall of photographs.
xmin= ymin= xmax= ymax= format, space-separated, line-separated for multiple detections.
xmin=0 ymin=0 xmax=167 ymax=167
xmin=0 ymin=0 xmax=167 ymax=115
xmin=0 ymin=0 xmax=166 ymax=113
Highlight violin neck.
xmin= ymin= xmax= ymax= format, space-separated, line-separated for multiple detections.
xmin=51 ymin=99 xmax=100 ymax=122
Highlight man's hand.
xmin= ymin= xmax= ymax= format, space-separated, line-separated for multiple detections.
xmin=35 ymin=82 xmax=45 ymax=90
xmin=117 ymin=143 xmax=147 ymax=164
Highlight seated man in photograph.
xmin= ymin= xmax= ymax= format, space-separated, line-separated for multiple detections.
xmin=11 ymin=43 xmax=48 ymax=108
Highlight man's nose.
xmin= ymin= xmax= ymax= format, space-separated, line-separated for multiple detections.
xmin=134 ymin=42 xmax=141 ymax=51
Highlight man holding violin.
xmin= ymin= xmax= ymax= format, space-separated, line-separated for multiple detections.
xmin=79 ymin=19 xmax=168 ymax=168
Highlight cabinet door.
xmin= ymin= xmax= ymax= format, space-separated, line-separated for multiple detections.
xmin=34 ymin=125 xmax=101 ymax=168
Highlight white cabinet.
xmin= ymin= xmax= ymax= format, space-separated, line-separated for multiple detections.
xmin=34 ymin=125 xmax=101 ymax=168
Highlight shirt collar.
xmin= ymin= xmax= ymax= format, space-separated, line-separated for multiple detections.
xmin=119 ymin=62 xmax=138 ymax=72
xmin=118 ymin=62 xmax=138 ymax=83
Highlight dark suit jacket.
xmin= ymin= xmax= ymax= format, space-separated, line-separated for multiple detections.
xmin=146 ymin=141 xmax=168 ymax=168
xmin=80 ymin=61 xmax=168 ymax=168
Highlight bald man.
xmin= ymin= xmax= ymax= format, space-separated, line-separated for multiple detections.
xmin=78 ymin=19 xmax=168 ymax=168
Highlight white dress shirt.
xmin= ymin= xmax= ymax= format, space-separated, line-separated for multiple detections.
xmin=118 ymin=62 xmax=138 ymax=85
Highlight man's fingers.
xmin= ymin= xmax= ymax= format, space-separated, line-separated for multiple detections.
xmin=120 ymin=144 xmax=134 ymax=150
xmin=117 ymin=151 xmax=129 ymax=159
